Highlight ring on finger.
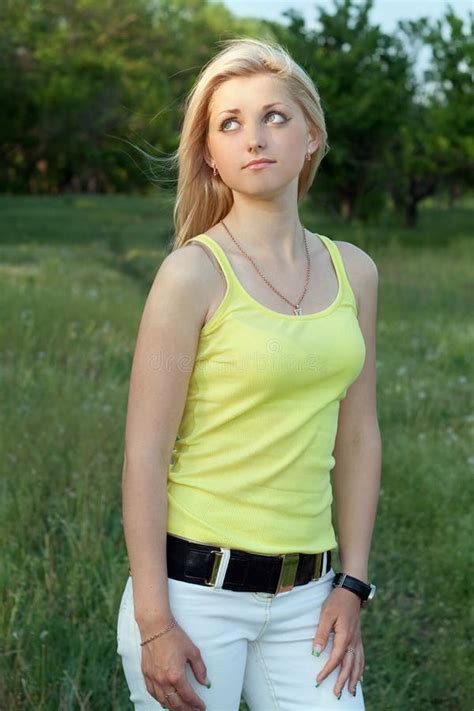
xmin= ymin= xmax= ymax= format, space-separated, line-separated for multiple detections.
xmin=164 ymin=687 xmax=179 ymax=701
xmin=344 ymin=646 xmax=356 ymax=658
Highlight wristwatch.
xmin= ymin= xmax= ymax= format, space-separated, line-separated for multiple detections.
xmin=332 ymin=572 xmax=376 ymax=607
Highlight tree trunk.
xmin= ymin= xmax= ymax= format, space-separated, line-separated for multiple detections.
xmin=404 ymin=199 xmax=418 ymax=227
xmin=340 ymin=196 xmax=353 ymax=221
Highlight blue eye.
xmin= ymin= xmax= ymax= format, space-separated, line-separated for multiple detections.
xmin=266 ymin=111 xmax=288 ymax=124
xmin=219 ymin=110 xmax=289 ymax=132
xmin=267 ymin=111 xmax=288 ymax=121
xmin=219 ymin=117 xmax=237 ymax=131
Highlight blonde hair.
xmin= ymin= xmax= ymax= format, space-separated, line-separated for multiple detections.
xmin=159 ymin=37 xmax=329 ymax=250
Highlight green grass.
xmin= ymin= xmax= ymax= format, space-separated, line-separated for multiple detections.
xmin=0 ymin=192 xmax=472 ymax=710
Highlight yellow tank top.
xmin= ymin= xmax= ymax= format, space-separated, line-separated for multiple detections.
xmin=167 ymin=232 xmax=366 ymax=554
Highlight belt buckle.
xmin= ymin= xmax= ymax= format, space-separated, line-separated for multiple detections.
xmin=275 ymin=552 xmax=300 ymax=594
xmin=204 ymin=549 xmax=224 ymax=587
xmin=310 ymin=552 xmax=324 ymax=581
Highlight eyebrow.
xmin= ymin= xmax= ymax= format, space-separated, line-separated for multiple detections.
xmin=216 ymin=102 xmax=291 ymax=117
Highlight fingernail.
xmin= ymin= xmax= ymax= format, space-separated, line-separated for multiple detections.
xmin=314 ymin=682 xmax=320 ymax=687
xmin=312 ymin=644 xmax=322 ymax=656
xmin=205 ymin=680 xmax=212 ymax=689
xmin=337 ymin=691 xmax=342 ymax=700
xmin=352 ymin=689 xmax=357 ymax=697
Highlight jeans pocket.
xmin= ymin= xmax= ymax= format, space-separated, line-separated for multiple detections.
xmin=316 ymin=567 xmax=336 ymax=584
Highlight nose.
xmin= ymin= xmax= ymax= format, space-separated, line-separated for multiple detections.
xmin=247 ymin=123 xmax=266 ymax=151
xmin=247 ymin=138 xmax=266 ymax=157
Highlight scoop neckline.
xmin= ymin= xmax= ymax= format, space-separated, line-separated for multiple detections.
xmin=198 ymin=230 xmax=343 ymax=321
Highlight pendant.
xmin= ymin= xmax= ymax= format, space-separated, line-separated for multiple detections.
xmin=293 ymin=306 xmax=302 ymax=315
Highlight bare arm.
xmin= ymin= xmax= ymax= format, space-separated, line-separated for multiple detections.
xmin=121 ymin=244 xmax=212 ymax=639
xmin=331 ymin=245 xmax=381 ymax=584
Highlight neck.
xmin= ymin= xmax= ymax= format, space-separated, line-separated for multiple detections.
xmin=222 ymin=209 xmax=306 ymax=264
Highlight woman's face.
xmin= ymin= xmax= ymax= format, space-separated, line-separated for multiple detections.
xmin=205 ymin=73 xmax=319 ymax=198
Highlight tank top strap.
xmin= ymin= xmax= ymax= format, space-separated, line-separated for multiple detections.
xmin=316 ymin=233 xmax=359 ymax=315
xmin=186 ymin=233 xmax=237 ymax=291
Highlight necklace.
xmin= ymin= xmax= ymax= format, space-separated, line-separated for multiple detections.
xmin=220 ymin=220 xmax=311 ymax=315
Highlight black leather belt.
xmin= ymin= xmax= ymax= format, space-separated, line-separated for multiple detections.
xmin=159 ymin=533 xmax=332 ymax=595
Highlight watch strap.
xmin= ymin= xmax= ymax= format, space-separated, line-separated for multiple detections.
xmin=332 ymin=572 xmax=373 ymax=605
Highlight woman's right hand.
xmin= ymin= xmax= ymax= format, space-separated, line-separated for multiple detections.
xmin=140 ymin=622 xmax=209 ymax=711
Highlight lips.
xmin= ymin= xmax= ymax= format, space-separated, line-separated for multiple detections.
xmin=243 ymin=159 xmax=276 ymax=168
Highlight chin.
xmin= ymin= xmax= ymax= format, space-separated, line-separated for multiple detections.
xmin=231 ymin=174 xmax=294 ymax=195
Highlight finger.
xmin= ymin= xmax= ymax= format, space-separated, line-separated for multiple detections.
xmin=173 ymin=677 xmax=206 ymax=711
xmin=315 ymin=631 xmax=350 ymax=684
xmin=155 ymin=680 xmax=183 ymax=710
xmin=312 ymin=614 xmax=337 ymax=654
xmin=348 ymin=649 xmax=364 ymax=694
xmin=188 ymin=649 xmax=209 ymax=687
xmin=333 ymin=650 xmax=355 ymax=698
xmin=348 ymin=656 xmax=362 ymax=696
xmin=162 ymin=687 xmax=188 ymax=710
xmin=144 ymin=675 xmax=161 ymax=703
xmin=152 ymin=682 xmax=171 ymax=709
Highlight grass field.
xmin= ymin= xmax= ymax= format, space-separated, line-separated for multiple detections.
xmin=0 ymin=192 xmax=472 ymax=710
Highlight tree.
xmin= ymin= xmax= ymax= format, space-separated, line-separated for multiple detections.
xmin=266 ymin=0 xmax=415 ymax=222
xmin=0 ymin=0 xmax=161 ymax=192
xmin=387 ymin=7 xmax=474 ymax=225
xmin=423 ymin=7 xmax=474 ymax=202
xmin=0 ymin=0 xmax=267 ymax=193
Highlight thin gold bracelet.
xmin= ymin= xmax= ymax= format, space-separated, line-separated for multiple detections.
xmin=140 ymin=618 xmax=178 ymax=647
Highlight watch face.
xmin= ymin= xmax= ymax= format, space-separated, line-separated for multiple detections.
xmin=368 ymin=583 xmax=376 ymax=600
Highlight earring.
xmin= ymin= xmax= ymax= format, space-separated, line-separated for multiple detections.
xmin=306 ymin=151 xmax=312 ymax=161
xmin=213 ymin=164 xmax=218 ymax=176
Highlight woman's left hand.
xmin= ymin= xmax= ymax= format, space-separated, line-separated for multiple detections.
xmin=312 ymin=587 xmax=365 ymax=698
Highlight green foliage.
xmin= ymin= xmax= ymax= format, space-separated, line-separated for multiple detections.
xmin=0 ymin=0 xmax=472 ymax=225
xmin=388 ymin=9 xmax=474 ymax=224
xmin=0 ymin=0 xmax=266 ymax=193
xmin=424 ymin=9 xmax=474 ymax=192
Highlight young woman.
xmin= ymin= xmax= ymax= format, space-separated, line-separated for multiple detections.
xmin=116 ymin=37 xmax=381 ymax=711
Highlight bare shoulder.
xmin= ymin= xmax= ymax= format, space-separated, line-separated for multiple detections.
xmin=169 ymin=238 xmax=227 ymax=324
xmin=333 ymin=240 xmax=378 ymax=312
xmin=333 ymin=240 xmax=378 ymax=279
xmin=160 ymin=240 xmax=216 ymax=284
xmin=150 ymin=241 xmax=217 ymax=330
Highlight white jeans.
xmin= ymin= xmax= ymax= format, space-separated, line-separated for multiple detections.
xmin=117 ymin=567 xmax=365 ymax=710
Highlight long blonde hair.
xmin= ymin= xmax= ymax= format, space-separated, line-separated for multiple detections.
xmin=167 ymin=37 xmax=329 ymax=251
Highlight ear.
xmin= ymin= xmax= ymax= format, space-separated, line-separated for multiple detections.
xmin=307 ymin=127 xmax=321 ymax=157
xmin=203 ymin=141 xmax=214 ymax=170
